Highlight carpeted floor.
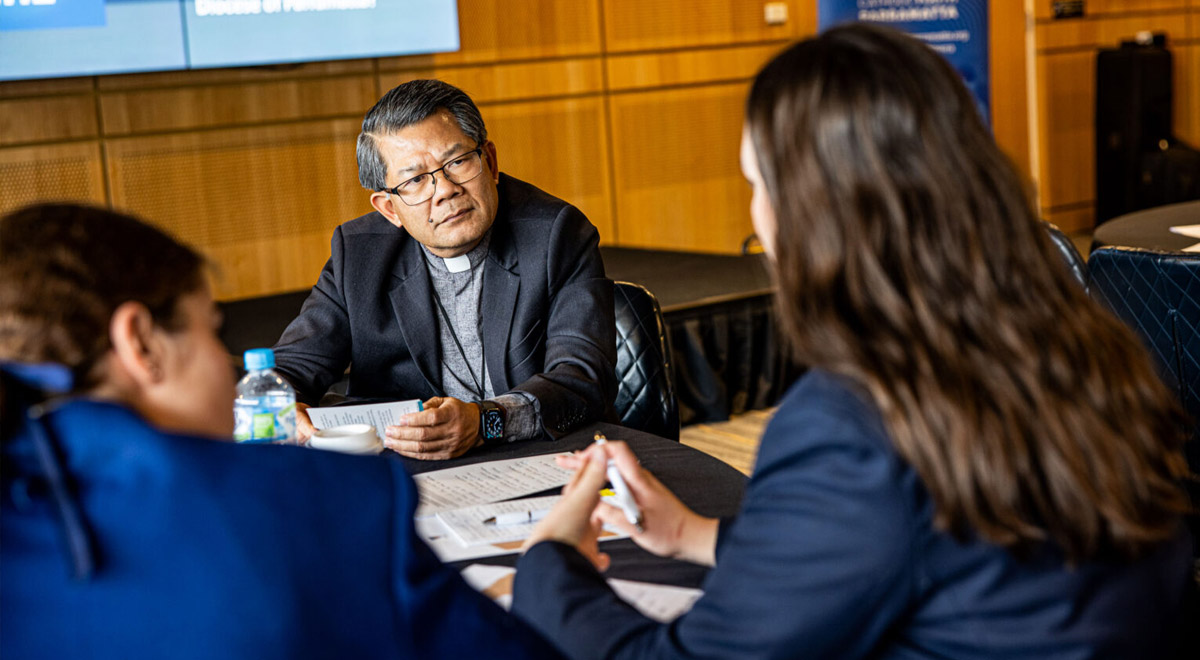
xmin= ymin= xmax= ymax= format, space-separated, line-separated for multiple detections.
xmin=680 ymin=408 xmax=773 ymax=475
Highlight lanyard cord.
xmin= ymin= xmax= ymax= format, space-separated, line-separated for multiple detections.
xmin=25 ymin=402 xmax=96 ymax=580
xmin=431 ymin=291 xmax=486 ymax=401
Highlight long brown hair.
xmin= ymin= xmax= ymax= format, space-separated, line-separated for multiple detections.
xmin=746 ymin=24 xmax=1190 ymax=561
xmin=0 ymin=203 xmax=205 ymax=393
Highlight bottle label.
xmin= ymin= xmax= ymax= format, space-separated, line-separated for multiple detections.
xmin=252 ymin=412 xmax=276 ymax=440
xmin=234 ymin=398 xmax=296 ymax=444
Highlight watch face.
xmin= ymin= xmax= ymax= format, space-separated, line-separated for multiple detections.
xmin=483 ymin=409 xmax=504 ymax=439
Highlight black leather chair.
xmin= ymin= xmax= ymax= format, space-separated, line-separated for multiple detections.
xmin=613 ymin=281 xmax=680 ymax=441
xmin=1088 ymin=247 xmax=1200 ymax=564
xmin=1044 ymin=222 xmax=1088 ymax=288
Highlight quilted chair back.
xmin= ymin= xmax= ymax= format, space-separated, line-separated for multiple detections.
xmin=1088 ymin=247 xmax=1200 ymax=558
xmin=1044 ymin=222 xmax=1088 ymax=288
xmin=613 ymin=281 xmax=680 ymax=441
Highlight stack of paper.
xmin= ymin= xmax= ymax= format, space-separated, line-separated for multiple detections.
xmin=435 ymin=495 xmax=561 ymax=547
xmin=412 ymin=454 xmax=574 ymax=518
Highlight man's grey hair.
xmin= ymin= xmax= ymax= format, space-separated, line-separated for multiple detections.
xmin=356 ymin=80 xmax=488 ymax=191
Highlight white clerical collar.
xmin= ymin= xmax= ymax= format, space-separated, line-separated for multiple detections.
xmin=443 ymin=254 xmax=472 ymax=273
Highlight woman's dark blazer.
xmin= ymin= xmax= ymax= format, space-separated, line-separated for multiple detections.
xmin=513 ymin=369 xmax=1193 ymax=659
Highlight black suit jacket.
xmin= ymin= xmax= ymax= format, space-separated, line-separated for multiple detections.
xmin=273 ymin=174 xmax=617 ymax=438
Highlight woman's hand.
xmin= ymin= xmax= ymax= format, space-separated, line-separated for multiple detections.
xmin=522 ymin=446 xmax=612 ymax=572
xmin=552 ymin=440 xmax=719 ymax=567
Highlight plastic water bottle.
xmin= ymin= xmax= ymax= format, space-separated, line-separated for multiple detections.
xmin=234 ymin=348 xmax=297 ymax=444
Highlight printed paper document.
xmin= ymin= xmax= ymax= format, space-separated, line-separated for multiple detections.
xmin=412 ymin=454 xmax=573 ymax=518
xmin=306 ymin=399 xmax=422 ymax=440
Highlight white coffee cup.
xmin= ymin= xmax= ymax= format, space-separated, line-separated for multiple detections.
xmin=308 ymin=424 xmax=382 ymax=455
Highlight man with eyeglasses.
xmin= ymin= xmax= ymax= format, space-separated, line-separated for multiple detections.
xmin=271 ymin=80 xmax=616 ymax=460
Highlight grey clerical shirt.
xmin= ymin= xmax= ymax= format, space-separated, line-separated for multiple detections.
xmin=420 ymin=232 xmax=540 ymax=441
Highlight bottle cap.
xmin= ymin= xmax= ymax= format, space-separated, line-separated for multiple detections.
xmin=243 ymin=348 xmax=276 ymax=371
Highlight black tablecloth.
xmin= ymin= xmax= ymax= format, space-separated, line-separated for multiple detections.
xmin=399 ymin=422 xmax=748 ymax=588
xmin=1092 ymin=200 xmax=1200 ymax=252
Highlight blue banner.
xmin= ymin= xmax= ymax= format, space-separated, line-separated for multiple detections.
xmin=0 ymin=0 xmax=106 ymax=31
xmin=818 ymin=0 xmax=990 ymax=126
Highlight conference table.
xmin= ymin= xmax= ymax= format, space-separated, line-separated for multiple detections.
xmin=399 ymin=421 xmax=748 ymax=588
xmin=1092 ymin=200 xmax=1200 ymax=252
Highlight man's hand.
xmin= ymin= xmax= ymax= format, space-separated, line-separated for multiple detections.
xmin=383 ymin=396 xmax=481 ymax=460
xmin=295 ymin=402 xmax=315 ymax=443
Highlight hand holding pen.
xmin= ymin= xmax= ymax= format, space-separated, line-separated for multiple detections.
xmin=593 ymin=433 xmax=644 ymax=532
xmin=563 ymin=435 xmax=720 ymax=567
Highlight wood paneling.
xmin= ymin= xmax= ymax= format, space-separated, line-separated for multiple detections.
xmin=604 ymin=0 xmax=802 ymax=52
xmin=990 ymin=0 xmax=1031 ymax=180
xmin=1036 ymin=51 xmax=1095 ymax=211
xmin=96 ymin=60 xmax=373 ymax=91
xmin=609 ymin=82 xmax=751 ymax=252
xmin=0 ymin=142 xmax=106 ymax=215
xmin=105 ymin=120 xmax=371 ymax=299
xmin=100 ymin=76 xmax=377 ymax=135
xmin=1033 ymin=0 xmax=1188 ymax=21
xmin=1043 ymin=205 xmax=1095 ymax=233
xmin=380 ymin=59 xmax=604 ymax=104
xmin=383 ymin=0 xmax=602 ymax=67
xmin=0 ymin=96 xmax=98 ymax=146
xmin=482 ymin=96 xmax=614 ymax=242
xmin=1036 ymin=11 xmax=1190 ymax=51
xmin=0 ymin=77 xmax=92 ymax=98
xmin=606 ymin=43 xmax=784 ymax=91
xmin=1177 ymin=43 xmax=1200 ymax=145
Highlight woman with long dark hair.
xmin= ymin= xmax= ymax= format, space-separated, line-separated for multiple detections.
xmin=512 ymin=24 xmax=1193 ymax=658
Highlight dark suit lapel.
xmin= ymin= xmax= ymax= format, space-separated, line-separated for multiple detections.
xmin=482 ymin=227 xmax=519 ymax=396
xmin=388 ymin=236 xmax=443 ymax=395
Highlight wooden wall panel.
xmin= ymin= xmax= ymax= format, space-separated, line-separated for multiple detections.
xmin=609 ymin=82 xmax=751 ymax=252
xmin=1179 ymin=43 xmax=1200 ymax=145
xmin=0 ymin=96 xmax=98 ymax=146
xmin=0 ymin=142 xmax=106 ymax=215
xmin=0 ymin=77 xmax=92 ymax=98
xmin=1036 ymin=11 xmax=1190 ymax=50
xmin=481 ymin=96 xmax=614 ymax=242
xmin=100 ymin=76 xmax=377 ymax=135
xmin=604 ymin=0 xmax=802 ymax=52
xmin=1036 ymin=51 xmax=1095 ymax=212
xmin=96 ymin=60 xmax=373 ymax=91
xmin=1033 ymin=0 xmax=1187 ymax=20
xmin=383 ymin=0 xmax=602 ymax=67
xmin=105 ymin=120 xmax=371 ymax=300
xmin=606 ymin=43 xmax=783 ymax=91
xmin=380 ymin=59 xmax=604 ymax=104
xmin=990 ymin=0 xmax=1031 ymax=180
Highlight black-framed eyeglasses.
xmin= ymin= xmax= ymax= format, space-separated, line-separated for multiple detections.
xmin=381 ymin=146 xmax=485 ymax=206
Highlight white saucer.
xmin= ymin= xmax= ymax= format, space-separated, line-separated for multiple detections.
xmin=309 ymin=424 xmax=383 ymax=455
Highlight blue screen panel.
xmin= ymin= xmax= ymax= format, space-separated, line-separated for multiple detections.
xmin=184 ymin=0 xmax=457 ymax=69
xmin=0 ymin=0 xmax=459 ymax=81
xmin=0 ymin=0 xmax=187 ymax=80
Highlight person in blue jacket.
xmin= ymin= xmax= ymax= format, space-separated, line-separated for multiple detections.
xmin=0 ymin=203 xmax=561 ymax=659
xmin=511 ymin=24 xmax=1196 ymax=659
